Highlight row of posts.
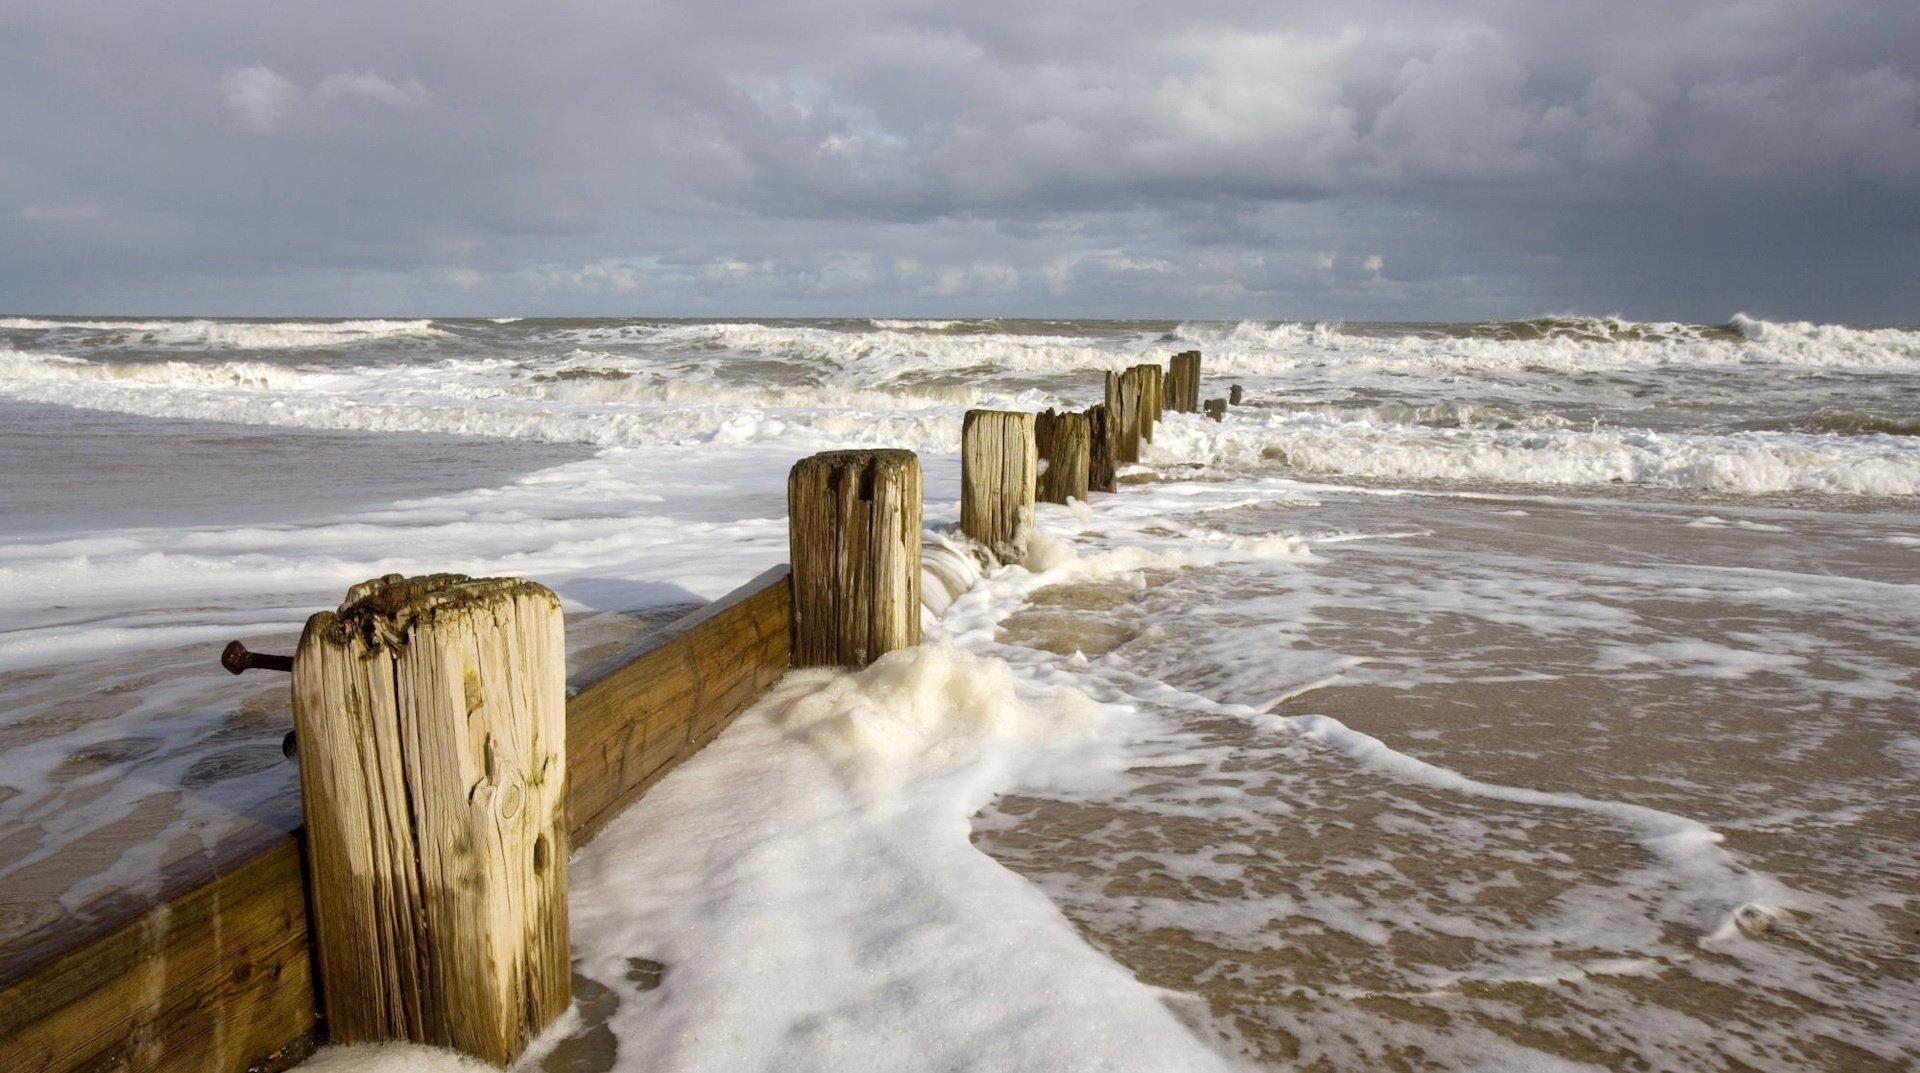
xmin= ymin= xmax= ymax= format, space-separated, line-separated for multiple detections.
xmin=788 ymin=349 xmax=1239 ymax=670
xmin=278 ymin=350 xmax=1235 ymax=1069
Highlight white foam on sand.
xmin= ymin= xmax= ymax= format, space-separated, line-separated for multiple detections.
xmin=563 ymin=645 xmax=1239 ymax=1073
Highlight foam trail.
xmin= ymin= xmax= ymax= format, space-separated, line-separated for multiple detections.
xmin=957 ymin=559 xmax=1794 ymax=944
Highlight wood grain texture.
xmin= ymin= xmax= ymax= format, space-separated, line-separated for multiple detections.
xmin=1168 ymin=351 xmax=1202 ymax=413
xmin=1132 ymin=364 xmax=1162 ymax=444
xmin=567 ymin=564 xmax=794 ymax=842
xmin=961 ymin=410 xmax=1037 ymax=561
xmin=788 ymin=451 xmax=922 ymax=669
xmin=292 ymin=575 xmax=569 ymax=1066
xmin=1104 ymin=371 xmax=1142 ymax=464
xmin=1083 ymin=403 xmax=1117 ymax=494
xmin=1034 ymin=409 xmax=1090 ymax=505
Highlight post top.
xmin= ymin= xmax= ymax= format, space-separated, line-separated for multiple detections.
xmin=320 ymin=572 xmax=556 ymax=651
xmin=790 ymin=448 xmax=919 ymax=475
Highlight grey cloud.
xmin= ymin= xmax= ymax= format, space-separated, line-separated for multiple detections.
xmin=1 ymin=0 xmax=1915 ymax=319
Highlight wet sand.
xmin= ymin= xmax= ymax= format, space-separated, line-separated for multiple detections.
xmin=979 ymin=484 xmax=1920 ymax=1071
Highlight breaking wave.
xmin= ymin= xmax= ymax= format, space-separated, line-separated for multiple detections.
xmin=0 ymin=317 xmax=447 ymax=349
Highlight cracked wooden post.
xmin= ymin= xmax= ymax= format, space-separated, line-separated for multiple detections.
xmin=291 ymin=573 xmax=569 ymax=1068
xmin=961 ymin=409 xmax=1037 ymax=562
xmin=1035 ymin=408 xmax=1090 ymax=505
xmin=1169 ymin=351 xmax=1202 ymax=413
xmin=788 ymin=449 xmax=922 ymax=668
xmin=1084 ymin=403 xmax=1117 ymax=493
xmin=1105 ymin=370 xmax=1142 ymax=463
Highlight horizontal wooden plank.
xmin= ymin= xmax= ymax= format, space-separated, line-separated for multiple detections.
xmin=1 ymin=564 xmax=795 ymax=1073
xmin=567 ymin=564 xmax=793 ymax=844
xmin=0 ymin=837 xmax=319 ymax=1073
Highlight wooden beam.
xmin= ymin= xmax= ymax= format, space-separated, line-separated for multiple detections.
xmin=788 ymin=451 xmax=923 ymax=668
xmin=1083 ymin=404 xmax=1117 ymax=494
xmin=292 ymin=575 xmax=570 ymax=1066
xmin=0 ymin=837 xmax=318 ymax=1073
xmin=961 ymin=410 xmax=1037 ymax=561
xmin=1105 ymin=370 xmax=1142 ymax=463
xmin=1035 ymin=408 xmax=1090 ymax=504
xmin=567 ymin=565 xmax=793 ymax=842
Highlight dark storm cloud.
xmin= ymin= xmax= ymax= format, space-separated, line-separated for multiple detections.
xmin=1 ymin=0 xmax=1916 ymax=319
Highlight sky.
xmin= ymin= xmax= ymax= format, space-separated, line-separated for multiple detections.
xmin=2 ymin=0 xmax=1917 ymax=322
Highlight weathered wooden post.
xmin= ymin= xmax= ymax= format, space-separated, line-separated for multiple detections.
xmin=292 ymin=573 xmax=570 ymax=1068
xmin=1035 ymin=408 xmax=1090 ymax=504
xmin=788 ymin=450 xmax=922 ymax=667
xmin=1169 ymin=351 xmax=1202 ymax=413
xmin=1205 ymin=398 xmax=1228 ymax=421
xmin=1105 ymin=370 xmax=1142 ymax=463
xmin=961 ymin=409 xmax=1037 ymax=561
xmin=1229 ymin=383 xmax=1244 ymax=406
xmin=1134 ymin=364 xmax=1163 ymax=443
xmin=1084 ymin=403 xmax=1117 ymax=493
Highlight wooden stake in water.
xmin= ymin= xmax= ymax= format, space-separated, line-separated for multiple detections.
xmin=1205 ymin=398 xmax=1228 ymax=421
xmin=961 ymin=409 xmax=1037 ymax=561
xmin=291 ymin=573 xmax=569 ymax=1068
xmin=1229 ymin=383 xmax=1244 ymax=406
xmin=1084 ymin=403 xmax=1117 ymax=493
xmin=1169 ymin=351 xmax=1202 ymax=413
xmin=1134 ymin=363 xmax=1163 ymax=443
xmin=788 ymin=449 xmax=922 ymax=668
xmin=1035 ymin=408 xmax=1091 ymax=504
xmin=1105 ymin=370 xmax=1142 ymax=463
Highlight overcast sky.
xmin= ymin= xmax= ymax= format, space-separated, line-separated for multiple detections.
xmin=2 ymin=0 xmax=1917 ymax=321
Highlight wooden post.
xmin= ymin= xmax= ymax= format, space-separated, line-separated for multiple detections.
xmin=1169 ymin=351 xmax=1202 ymax=412
xmin=1105 ymin=371 xmax=1142 ymax=463
xmin=1084 ymin=403 xmax=1117 ymax=493
xmin=1134 ymin=364 xmax=1162 ymax=443
xmin=1205 ymin=398 xmax=1227 ymax=421
xmin=291 ymin=573 xmax=569 ymax=1068
xmin=1229 ymin=383 xmax=1244 ymax=406
xmin=961 ymin=409 xmax=1037 ymax=561
xmin=1035 ymin=408 xmax=1090 ymax=504
xmin=788 ymin=450 xmax=922 ymax=668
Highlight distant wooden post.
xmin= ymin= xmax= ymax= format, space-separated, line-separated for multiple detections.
xmin=1084 ymin=403 xmax=1117 ymax=493
xmin=1205 ymin=398 xmax=1227 ymax=421
xmin=292 ymin=573 xmax=570 ymax=1068
xmin=961 ymin=409 xmax=1037 ymax=561
xmin=1035 ymin=408 xmax=1090 ymax=504
xmin=1134 ymin=364 xmax=1163 ymax=443
xmin=1229 ymin=383 xmax=1244 ymax=406
xmin=788 ymin=450 xmax=922 ymax=667
xmin=1105 ymin=371 xmax=1142 ymax=463
xmin=1169 ymin=351 xmax=1202 ymax=412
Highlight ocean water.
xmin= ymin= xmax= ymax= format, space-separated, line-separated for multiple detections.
xmin=0 ymin=315 xmax=1915 ymax=1070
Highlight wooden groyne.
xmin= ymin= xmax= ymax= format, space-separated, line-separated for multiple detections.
xmin=0 ymin=349 xmax=1230 ymax=1072
xmin=0 ymin=567 xmax=794 ymax=1073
